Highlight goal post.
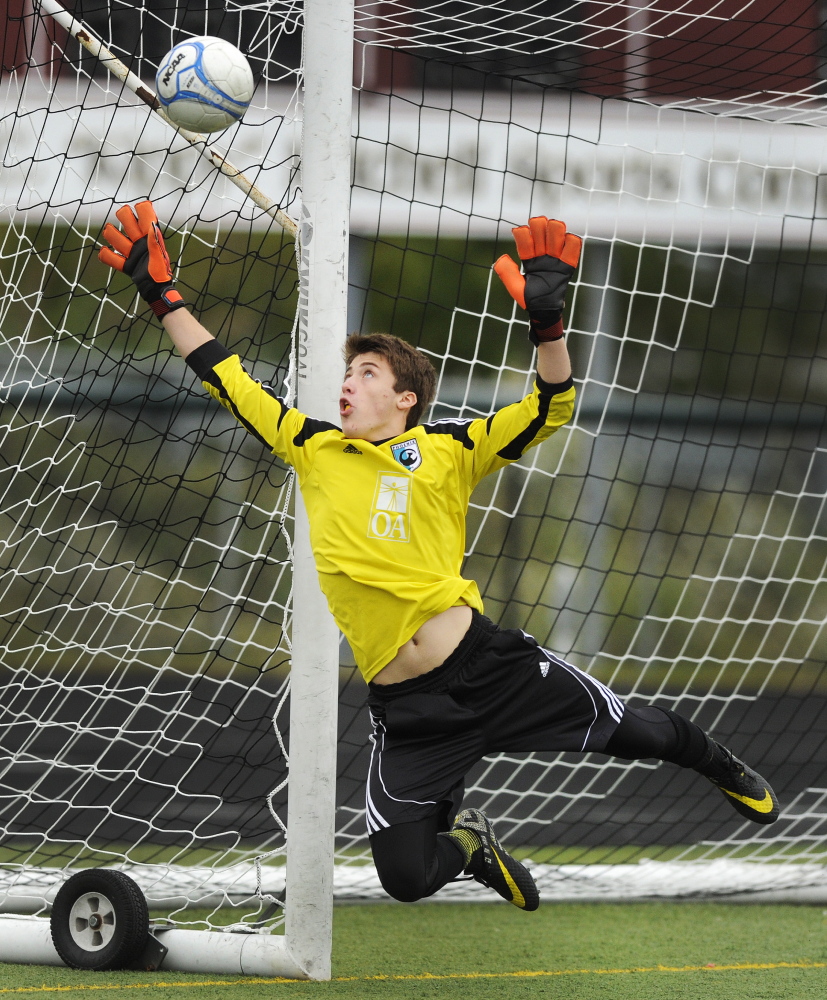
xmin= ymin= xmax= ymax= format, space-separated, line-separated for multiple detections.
xmin=285 ymin=0 xmax=354 ymax=981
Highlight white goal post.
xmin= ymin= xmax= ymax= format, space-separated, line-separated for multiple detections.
xmin=284 ymin=0 xmax=353 ymax=980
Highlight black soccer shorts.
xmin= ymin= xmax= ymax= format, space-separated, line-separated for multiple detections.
xmin=365 ymin=610 xmax=626 ymax=834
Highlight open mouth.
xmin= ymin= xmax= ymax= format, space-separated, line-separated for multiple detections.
xmin=339 ymin=398 xmax=352 ymax=415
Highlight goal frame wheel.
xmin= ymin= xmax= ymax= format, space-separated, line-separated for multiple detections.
xmin=50 ymin=870 xmax=149 ymax=971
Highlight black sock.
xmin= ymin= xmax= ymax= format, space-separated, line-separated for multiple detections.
xmin=604 ymin=705 xmax=711 ymax=768
xmin=691 ymin=738 xmax=738 ymax=780
xmin=662 ymin=709 xmax=713 ymax=769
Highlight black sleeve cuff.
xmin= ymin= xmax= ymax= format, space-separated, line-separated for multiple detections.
xmin=186 ymin=339 xmax=234 ymax=380
xmin=535 ymin=373 xmax=574 ymax=397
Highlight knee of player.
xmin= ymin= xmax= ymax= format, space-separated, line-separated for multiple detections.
xmin=377 ymin=870 xmax=431 ymax=903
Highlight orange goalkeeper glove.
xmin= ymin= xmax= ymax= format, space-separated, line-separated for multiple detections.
xmin=99 ymin=200 xmax=186 ymax=318
xmin=493 ymin=217 xmax=582 ymax=345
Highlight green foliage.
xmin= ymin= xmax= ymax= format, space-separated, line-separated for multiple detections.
xmin=356 ymin=235 xmax=512 ymax=364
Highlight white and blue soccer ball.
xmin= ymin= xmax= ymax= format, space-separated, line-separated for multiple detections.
xmin=156 ymin=36 xmax=254 ymax=134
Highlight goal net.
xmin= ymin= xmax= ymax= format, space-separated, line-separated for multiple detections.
xmin=1 ymin=0 xmax=826 ymax=963
xmin=338 ymin=0 xmax=827 ymax=902
xmin=0 ymin=0 xmax=308 ymax=943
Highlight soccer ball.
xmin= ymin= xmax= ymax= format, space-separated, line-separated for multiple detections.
xmin=155 ymin=36 xmax=254 ymax=134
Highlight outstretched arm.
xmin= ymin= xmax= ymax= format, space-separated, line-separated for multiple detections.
xmin=99 ymin=200 xmax=215 ymax=360
xmin=97 ymin=202 xmax=325 ymax=474
xmin=458 ymin=216 xmax=578 ymax=484
xmin=493 ymin=216 xmax=580 ymax=386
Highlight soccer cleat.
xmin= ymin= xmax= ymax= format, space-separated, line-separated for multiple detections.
xmin=700 ymin=742 xmax=779 ymax=825
xmin=448 ymin=808 xmax=539 ymax=911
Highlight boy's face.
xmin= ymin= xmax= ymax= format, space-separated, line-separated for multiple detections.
xmin=340 ymin=352 xmax=416 ymax=441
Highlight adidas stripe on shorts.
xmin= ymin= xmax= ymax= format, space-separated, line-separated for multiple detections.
xmin=365 ymin=610 xmax=626 ymax=834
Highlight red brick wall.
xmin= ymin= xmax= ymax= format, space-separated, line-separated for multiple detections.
xmin=2 ymin=0 xmax=30 ymax=74
xmin=580 ymin=0 xmax=821 ymax=99
xmin=1 ymin=0 xmax=67 ymax=79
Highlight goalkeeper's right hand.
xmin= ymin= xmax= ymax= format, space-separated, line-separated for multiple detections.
xmin=99 ymin=200 xmax=186 ymax=318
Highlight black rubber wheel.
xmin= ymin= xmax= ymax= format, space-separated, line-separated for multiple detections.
xmin=50 ymin=870 xmax=149 ymax=971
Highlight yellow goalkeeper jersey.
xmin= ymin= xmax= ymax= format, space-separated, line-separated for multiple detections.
xmin=187 ymin=340 xmax=576 ymax=682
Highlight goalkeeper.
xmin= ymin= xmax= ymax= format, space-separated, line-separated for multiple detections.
xmin=100 ymin=203 xmax=780 ymax=912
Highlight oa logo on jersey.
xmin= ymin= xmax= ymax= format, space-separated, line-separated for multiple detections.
xmin=391 ymin=438 xmax=422 ymax=472
xmin=368 ymin=472 xmax=412 ymax=542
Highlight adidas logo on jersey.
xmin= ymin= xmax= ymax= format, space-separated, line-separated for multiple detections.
xmin=343 ymin=443 xmax=362 ymax=454
xmin=539 ymin=661 xmax=550 ymax=677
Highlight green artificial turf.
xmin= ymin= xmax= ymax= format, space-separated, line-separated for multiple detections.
xmin=1 ymin=903 xmax=826 ymax=999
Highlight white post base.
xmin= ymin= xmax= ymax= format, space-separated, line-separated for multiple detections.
xmin=0 ymin=917 xmax=310 ymax=978
xmin=0 ymin=917 xmax=62 ymax=965
xmin=153 ymin=928 xmax=308 ymax=977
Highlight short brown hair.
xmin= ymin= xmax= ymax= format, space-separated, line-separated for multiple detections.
xmin=344 ymin=333 xmax=437 ymax=429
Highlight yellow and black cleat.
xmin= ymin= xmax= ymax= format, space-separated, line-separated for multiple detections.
xmin=448 ymin=808 xmax=539 ymax=910
xmin=703 ymin=743 xmax=779 ymax=825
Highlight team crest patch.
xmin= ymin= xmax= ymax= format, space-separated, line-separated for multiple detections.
xmin=391 ymin=438 xmax=422 ymax=471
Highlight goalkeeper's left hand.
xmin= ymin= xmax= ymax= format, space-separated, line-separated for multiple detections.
xmin=99 ymin=200 xmax=186 ymax=319
xmin=493 ymin=217 xmax=582 ymax=345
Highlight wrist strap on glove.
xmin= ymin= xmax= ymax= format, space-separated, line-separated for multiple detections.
xmin=528 ymin=311 xmax=564 ymax=345
xmin=150 ymin=287 xmax=186 ymax=318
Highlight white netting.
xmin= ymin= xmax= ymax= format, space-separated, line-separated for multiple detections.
xmin=1 ymin=0 xmax=302 ymax=929
xmin=336 ymin=0 xmax=827 ymax=893
xmin=1 ymin=0 xmax=827 ymax=927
